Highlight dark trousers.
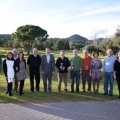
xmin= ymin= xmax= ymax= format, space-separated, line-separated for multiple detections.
xmin=82 ymin=70 xmax=91 ymax=91
xmin=70 ymin=70 xmax=80 ymax=92
xmin=43 ymin=72 xmax=52 ymax=92
xmin=29 ymin=68 xmax=40 ymax=91
xmin=116 ymin=76 xmax=120 ymax=95
xmin=19 ymin=80 xmax=24 ymax=93
xmin=14 ymin=76 xmax=18 ymax=91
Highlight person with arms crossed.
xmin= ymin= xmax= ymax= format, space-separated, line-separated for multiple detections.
xmin=27 ymin=48 xmax=41 ymax=92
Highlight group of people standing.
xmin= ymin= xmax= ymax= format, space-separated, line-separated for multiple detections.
xmin=2 ymin=47 xmax=120 ymax=99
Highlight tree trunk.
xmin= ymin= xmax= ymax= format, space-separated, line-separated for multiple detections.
xmin=27 ymin=40 xmax=30 ymax=55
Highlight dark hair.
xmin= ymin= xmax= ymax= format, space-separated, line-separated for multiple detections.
xmin=116 ymin=50 xmax=120 ymax=59
xmin=18 ymin=52 xmax=24 ymax=59
xmin=6 ymin=52 xmax=14 ymax=60
xmin=93 ymin=52 xmax=99 ymax=57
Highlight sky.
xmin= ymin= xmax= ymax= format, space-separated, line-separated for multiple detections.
xmin=0 ymin=0 xmax=120 ymax=39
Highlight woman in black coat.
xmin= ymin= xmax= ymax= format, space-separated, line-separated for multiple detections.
xmin=14 ymin=52 xmax=27 ymax=95
xmin=114 ymin=51 xmax=120 ymax=99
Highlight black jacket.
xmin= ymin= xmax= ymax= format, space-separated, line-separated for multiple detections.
xmin=55 ymin=57 xmax=70 ymax=73
xmin=3 ymin=59 xmax=15 ymax=77
xmin=114 ymin=60 xmax=120 ymax=77
xmin=27 ymin=54 xmax=41 ymax=69
xmin=14 ymin=58 xmax=26 ymax=73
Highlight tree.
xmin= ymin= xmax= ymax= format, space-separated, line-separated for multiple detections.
xmin=12 ymin=25 xmax=48 ymax=54
xmin=53 ymin=40 xmax=66 ymax=50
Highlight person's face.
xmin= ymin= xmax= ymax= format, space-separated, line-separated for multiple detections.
xmin=94 ymin=53 xmax=98 ymax=58
xmin=19 ymin=53 xmax=23 ymax=59
xmin=46 ymin=48 xmax=50 ymax=54
xmin=8 ymin=54 xmax=12 ymax=59
xmin=33 ymin=49 xmax=38 ymax=55
xmin=12 ymin=50 xmax=18 ymax=57
xmin=84 ymin=51 xmax=88 ymax=56
xmin=73 ymin=50 xmax=77 ymax=56
xmin=60 ymin=52 xmax=64 ymax=57
xmin=107 ymin=50 xmax=112 ymax=57
xmin=118 ymin=53 xmax=120 ymax=58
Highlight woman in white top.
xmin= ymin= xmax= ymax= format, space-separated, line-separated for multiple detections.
xmin=3 ymin=52 xmax=15 ymax=97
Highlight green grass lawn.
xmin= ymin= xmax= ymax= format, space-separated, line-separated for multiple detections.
xmin=0 ymin=47 xmax=119 ymax=103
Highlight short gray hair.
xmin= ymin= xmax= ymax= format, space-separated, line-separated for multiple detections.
xmin=12 ymin=48 xmax=18 ymax=53
xmin=83 ymin=49 xmax=88 ymax=53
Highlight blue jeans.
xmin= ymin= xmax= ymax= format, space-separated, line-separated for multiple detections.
xmin=70 ymin=70 xmax=80 ymax=92
xmin=104 ymin=72 xmax=114 ymax=94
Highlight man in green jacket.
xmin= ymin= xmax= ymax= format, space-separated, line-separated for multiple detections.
xmin=70 ymin=49 xmax=82 ymax=93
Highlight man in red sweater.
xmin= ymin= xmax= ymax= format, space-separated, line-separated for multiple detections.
xmin=81 ymin=50 xmax=92 ymax=92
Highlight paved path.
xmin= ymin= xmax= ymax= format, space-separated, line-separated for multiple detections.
xmin=0 ymin=100 xmax=120 ymax=120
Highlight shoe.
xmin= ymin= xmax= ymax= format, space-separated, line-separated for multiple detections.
xmin=88 ymin=90 xmax=91 ymax=93
xmin=109 ymin=94 xmax=113 ymax=96
xmin=76 ymin=91 xmax=79 ymax=93
xmin=82 ymin=90 xmax=85 ymax=92
xmin=30 ymin=90 xmax=34 ymax=93
xmin=103 ymin=93 xmax=108 ymax=95
xmin=64 ymin=89 xmax=67 ymax=92
xmin=118 ymin=96 xmax=120 ymax=99
xmin=8 ymin=92 xmax=12 ymax=97
xmin=71 ymin=90 xmax=74 ymax=92
xmin=5 ymin=90 xmax=8 ymax=94
xmin=95 ymin=89 xmax=98 ymax=94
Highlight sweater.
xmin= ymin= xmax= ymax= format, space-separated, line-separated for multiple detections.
xmin=70 ymin=56 xmax=82 ymax=71
xmin=27 ymin=54 xmax=41 ymax=69
xmin=56 ymin=57 xmax=70 ymax=73
xmin=103 ymin=55 xmax=116 ymax=72
xmin=81 ymin=56 xmax=92 ymax=71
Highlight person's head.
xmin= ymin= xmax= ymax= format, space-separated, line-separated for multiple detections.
xmin=93 ymin=52 xmax=99 ymax=58
xmin=116 ymin=51 xmax=120 ymax=59
xmin=60 ymin=50 xmax=65 ymax=58
xmin=83 ymin=49 xmax=88 ymax=56
xmin=73 ymin=49 xmax=78 ymax=56
xmin=18 ymin=52 xmax=24 ymax=60
xmin=7 ymin=52 xmax=14 ymax=60
xmin=12 ymin=48 xmax=18 ymax=57
xmin=107 ymin=49 xmax=113 ymax=57
xmin=46 ymin=47 xmax=50 ymax=54
xmin=33 ymin=48 xmax=38 ymax=55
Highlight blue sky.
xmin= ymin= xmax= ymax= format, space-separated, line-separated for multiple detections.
xmin=0 ymin=0 xmax=120 ymax=39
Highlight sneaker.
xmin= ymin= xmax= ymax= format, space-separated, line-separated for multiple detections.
xmin=103 ymin=93 xmax=108 ymax=95
xmin=109 ymin=94 xmax=113 ymax=96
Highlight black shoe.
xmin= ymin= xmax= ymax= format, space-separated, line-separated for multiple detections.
xmin=118 ymin=96 xmax=120 ymax=99
xmin=103 ymin=93 xmax=108 ymax=95
xmin=71 ymin=90 xmax=74 ymax=92
xmin=30 ymin=90 xmax=34 ymax=93
xmin=8 ymin=92 xmax=12 ymax=97
xmin=5 ymin=90 xmax=8 ymax=94
xmin=109 ymin=94 xmax=113 ymax=96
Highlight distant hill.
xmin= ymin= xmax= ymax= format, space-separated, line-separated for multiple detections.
xmin=0 ymin=34 xmax=12 ymax=40
xmin=67 ymin=34 xmax=88 ymax=43
xmin=89 ymin=38 xmax=104 ymax=45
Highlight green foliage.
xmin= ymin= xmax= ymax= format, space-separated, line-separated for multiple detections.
xmin=12 ymin=25 xmax=48 ymax=54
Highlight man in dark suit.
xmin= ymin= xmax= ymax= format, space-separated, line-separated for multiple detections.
xmin=41 ymin=47 xmax=55 ymax=92
xmin=27 ymin=48 xmax=41 ymax=92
